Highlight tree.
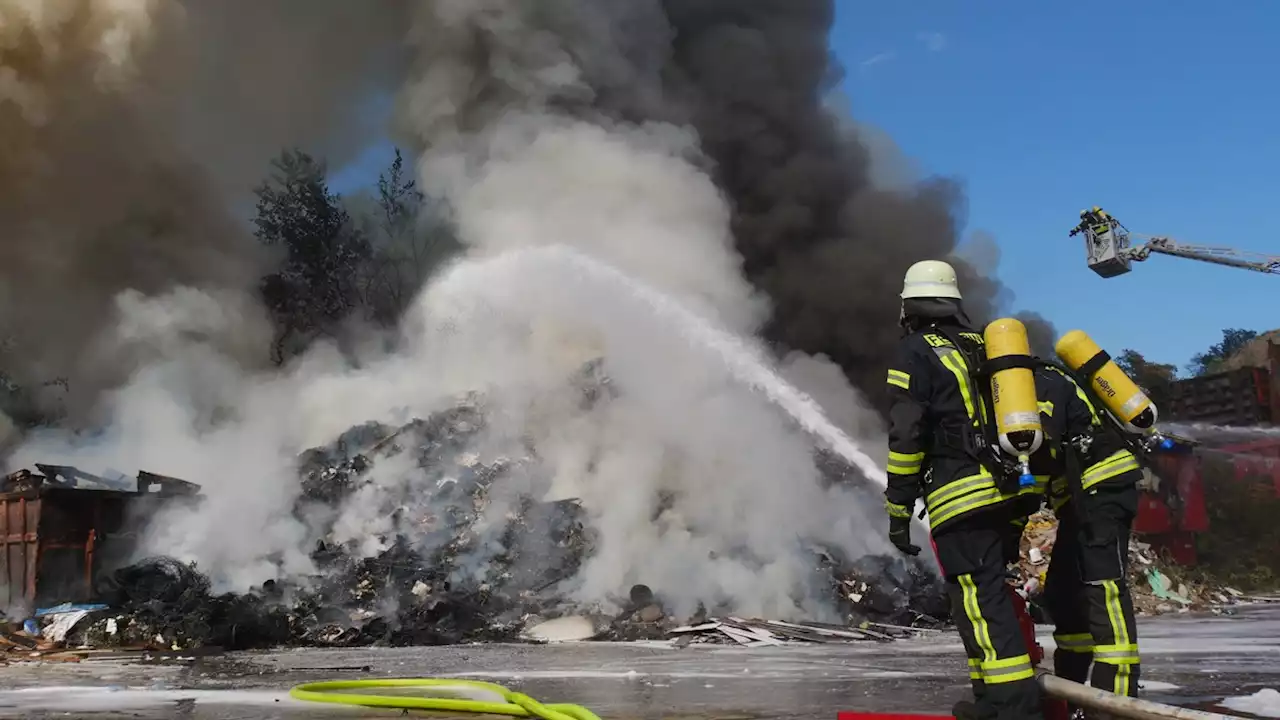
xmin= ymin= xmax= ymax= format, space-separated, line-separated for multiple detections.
xmin=1187 ymin=328 xmax=1259 ymax=377
xmin=254 ymin=149 xmax=371 ymax=364
xmin=353 ymin=149 xmax=460 ymax=324
xmin=1113 ymin=349 xmax=1178 ymax=392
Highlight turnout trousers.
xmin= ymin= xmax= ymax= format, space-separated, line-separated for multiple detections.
xmin=1043 ymin=480 xmax=1142 ymax=697
xmin=935 ymin=513 xmax=1044 ymax=720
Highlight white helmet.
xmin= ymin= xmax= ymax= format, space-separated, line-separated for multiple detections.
xmin=901 ymin=260 xmax=962 ymax=299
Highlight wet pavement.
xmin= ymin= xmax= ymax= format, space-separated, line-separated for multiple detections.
xmin=1 ymin=605 xmax=1277 ymax=719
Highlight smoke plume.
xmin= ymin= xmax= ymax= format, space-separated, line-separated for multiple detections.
xmin=380 ymin=0 xmax=896 ymax=617
xmin=7 ymin=0 xmax=1056 ymax=620
xmin=377 ymin=0 xmax=1054 ymax=613
xmin=640 ymin=0 xmax=1055 ymax=407
xmin=0 ymin=0 xmax=407 ymax=418
xmin=393 ymin=0 xmax=1053 ymax=406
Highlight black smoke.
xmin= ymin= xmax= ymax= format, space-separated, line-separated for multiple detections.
xmin=402 ymin=0 xmax=1056 ymax=410
xmin=0 ymin=0 xmax=408 ymax=421
xmin=648 ymin=0 xmax=1055 ymax=407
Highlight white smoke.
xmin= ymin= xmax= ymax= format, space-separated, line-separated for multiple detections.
xmin=371 ymin=0 xmax=896 ymax=617
xmin=7 ymin=0 xmax=899 ymax=619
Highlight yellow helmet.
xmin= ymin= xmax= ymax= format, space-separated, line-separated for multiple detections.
xmin=901 ymin=260 xmax=962 ymax=300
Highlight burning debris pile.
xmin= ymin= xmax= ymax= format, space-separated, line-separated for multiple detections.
xmin=81 ymin=558 xmax=291 ymax=650
xmin=4 ymin=395 xmax=949 ymax=655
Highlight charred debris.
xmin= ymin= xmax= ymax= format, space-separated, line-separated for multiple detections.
xmin=2 ymin=368 xmax=947 ymax=656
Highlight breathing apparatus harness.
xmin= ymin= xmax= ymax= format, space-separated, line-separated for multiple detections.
xmin=1051 ymin=357 xmax=1192 ymax=516
xmin=1058 ymin=349 xmax=1182 ymax=464
xmin=926 ymin=324 xmax=1030 ymax=495
xmin=918 ymin=316 xmax=1185 ymax=516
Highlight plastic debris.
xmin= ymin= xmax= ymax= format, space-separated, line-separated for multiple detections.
xmin=7 ymin=391 xmax=950 ymax=655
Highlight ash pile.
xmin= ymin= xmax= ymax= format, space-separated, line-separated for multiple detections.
xmin=290 ymin=404 xmax=595 ymax=647
xmin=54 ymin=393 xmax=947 ymax=652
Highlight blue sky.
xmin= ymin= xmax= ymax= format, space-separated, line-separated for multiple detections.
xmin=831 ymin=0 xmax=1278 ymax=370
xmin=333 ymin=1 xmax=1278 ymax=372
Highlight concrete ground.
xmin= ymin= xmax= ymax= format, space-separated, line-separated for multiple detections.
xmin=1 ymin=604 xmax=1276 ymax=719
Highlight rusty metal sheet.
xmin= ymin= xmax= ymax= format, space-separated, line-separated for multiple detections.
xmin=0 ymin=488 xmax=141 ymax=609
xmin=0 ymin=496 xmax=39 ymax=609
xmin=0 ymin=467 xmax=200 ymax=611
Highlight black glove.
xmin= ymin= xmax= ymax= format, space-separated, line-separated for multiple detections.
xmin=889 ymin=515 xmax=921 ymax=556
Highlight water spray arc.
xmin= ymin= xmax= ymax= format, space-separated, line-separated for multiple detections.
xmin=433 ymin=244 xmax=889 ymax=488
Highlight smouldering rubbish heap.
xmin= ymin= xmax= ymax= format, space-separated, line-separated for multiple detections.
xmin=4 ymin=378 xmax=949 ymax=655
xmin=94 ymin=401 xmax=943 ymax=650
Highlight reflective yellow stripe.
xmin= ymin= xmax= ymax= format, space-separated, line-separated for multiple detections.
xmin=1081 ymin=450 xmax=1140 ymax=490
xmin=958 ymin=576 xmax=1035 ymax=684
xmin=1071 ymin=380 xmax=1100 ymax=425
xmin=1099 ymin=580 xmax=1138 ymax=695
xmin=967 ymin=658 xmax=982 ymax=680
xmin=1093 ymin=643 xmax=1140 ymax=664
xmin=927 ymin=472 xmax=997 ymax=508
xmin=1045 ymin=364 xmax=1100 ymax=425
xmin=1051 ymin=449 xmax=1141 ymax=508
xmin=930 ymin=486 xmax=1037 ymax=527
xmin=960 ymin=575 xmax=996 ymax=666
xmin=980 ymin=653 xmax=1035 ymax=684
xmin=1080 ymin=399 xmax=1100 ymax=425
xmin=925 ymin=471 xmax=1040 ymax=528
xmin=885 ymin=500 xmax=913 ymax=518
xmin=1053 ymin=632 xmax=1095 ymax=653
xmin=935 ymin=349 xmax=976 ymax=421
xmin=887 ymin=450 xmax=924 ymax=476
xmin=1038 ymin=400 xmax=1054 ymax=416
xmin=984 ymin=665 xmax=1035 ymax=684
xmin=887 ymin=369 xmax=910 ymax=390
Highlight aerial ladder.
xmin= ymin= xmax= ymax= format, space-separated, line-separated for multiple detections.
xmin=1069 ymin=206 xmax=1280 ymax=278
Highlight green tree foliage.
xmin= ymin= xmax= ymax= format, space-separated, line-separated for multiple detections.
xmin=1113 ymin=348 xmax=1178 ymax=392
xmin=251 ymin=147 xmax=461 ymax=362
xmin=352 ymin=149 xmax=460 ymax=324
xmin=1187 ymin=328 xmax=1258 ymax=377
xmin=253 ymin=149 xmax=370 ymax=363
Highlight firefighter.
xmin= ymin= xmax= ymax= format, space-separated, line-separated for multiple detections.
xmin=1036 ymin=363 xmax=1143 ymax=699
xmin=1071 ymin=207 xmax=1115 ymax=240
xmin=884 ymin=260 xmax=1045 ymax=720
xmin=1070 ymin=210 xmax=1091 ymax=238
xmin=1090 ymin=207 xmax=1114 ymax=235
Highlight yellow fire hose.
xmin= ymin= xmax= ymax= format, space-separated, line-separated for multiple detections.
xmin=290 ymin=674 xmax=1236 ymax=720
xmin=289 ymin=678 xmax=602 ymax=720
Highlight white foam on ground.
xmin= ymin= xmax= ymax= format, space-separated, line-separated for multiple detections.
xmin=445 ymin=667 xmax=952 ymax=681
xmin=0 ymin=687 xmax=315 ymax=713
xmin=1140 ymin=680 xmax=1181 ymax=691
xmin=1219 ymin=688 xmax=1280 ymax=718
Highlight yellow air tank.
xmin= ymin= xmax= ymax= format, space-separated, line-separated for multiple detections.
xmin=984 ymin=318 xmax=1044 ymax=487
xmin=1055 ymin=329 xmax=1158 ymax=434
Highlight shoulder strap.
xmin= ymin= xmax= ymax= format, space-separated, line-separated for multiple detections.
xmin=924 ymin=325 xmax=1010 ymax=481
xmin=927 ymin=325 xmax=993 ymax=424
xmin=1048 ymin=358 xmax=1153 ymax=467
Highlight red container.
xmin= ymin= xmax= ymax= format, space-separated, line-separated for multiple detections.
xmin=0 ymin=484 xmax=191 ymax=612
